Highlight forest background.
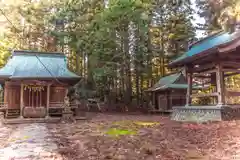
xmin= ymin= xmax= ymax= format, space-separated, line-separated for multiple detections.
xmin=0 ymin=0 xmax=239 ymax=107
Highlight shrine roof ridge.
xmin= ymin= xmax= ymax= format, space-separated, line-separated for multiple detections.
xmin=12 ymin=50 xmax=65 ymax=57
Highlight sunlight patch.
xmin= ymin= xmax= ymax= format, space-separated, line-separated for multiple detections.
xmin=134 ymin=122 xmax=159 ymax=126
xmin=105 ymin=128 xmax=136 ymax=137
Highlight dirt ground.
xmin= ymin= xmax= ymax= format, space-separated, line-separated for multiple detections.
xmin=46 ymin=113 xmax=240 ymax=160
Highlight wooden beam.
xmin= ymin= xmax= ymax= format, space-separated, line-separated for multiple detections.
xmin=40 ymin=90 xmax=42 ymax=107
xmin=223 ymin=68 xmax=240 ymax=72
xmin=186 ymin=72 xmax=193 ymax=106
xmin=224 ymin=72 xmax=240 ymax=77
xmin=219 ymin=54 xmax=240 ymax=60
xmin=193 ymin=63 xmax=216 ymax=73
xmin=195 ymin=68 xmax=217 ymax=74
xmin=222 ymin=62 xmax=240 ymax=68
xmin=193 ymin=74 xmax=211 ymax=79
xmin=46 ymin=84 xmax=50 ymax=118
xmin=226 ymin=91 xmax=240 ymax=97
xmin=20 ymin=83 xmax=24 ymax=118
xmin=190 ymin=92 xmax=218 ymax=98
xmin=152 ymin=92 xmax=155 ymax=106
xmin=216 ymin=64 xmax=225 ymax=105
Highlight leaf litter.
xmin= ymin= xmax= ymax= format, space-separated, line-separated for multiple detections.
xmin=47 ymin=114 xmax=240 ymax=160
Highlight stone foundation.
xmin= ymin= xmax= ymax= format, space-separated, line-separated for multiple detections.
xmin=171 ymin=105 xmax=240 ymax=122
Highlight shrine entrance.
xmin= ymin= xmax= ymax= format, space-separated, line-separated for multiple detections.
xmin=21 ymin=82 xmax=51 ymax=118
xmin=23 ymin=84 xmax=47 ymax=108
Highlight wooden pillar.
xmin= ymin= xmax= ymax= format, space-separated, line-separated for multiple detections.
xmin=40 ymin=90 xmax=42 ymax=107
xmin=169 ymin=92 xmax=172 ymax=110
xmin=31 ymin=91 xmax=34 ymax=107
xmin=46 ymin=84 xmax=50 ymax=118
xmin=186 ymin=72 xmax=193 ymax=106
xmin=216 ymin=64 xmax=225 ymax=105
xmin=20 ymin=83 xmax=24 ymax=118
xmin=152 ymin=92 xmax=156 ymax=108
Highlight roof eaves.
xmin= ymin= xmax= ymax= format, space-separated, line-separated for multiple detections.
xmin=168 ymin=47 xmax=218 ymax=68
xmin=169 ymin=31 xmax=240 ymax=68
xmin=12 ymin=50 xmax=64 ymax=56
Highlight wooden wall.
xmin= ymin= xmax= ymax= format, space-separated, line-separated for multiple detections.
xmin=3 ymin=81 xmax=69 ymax=109
xmin=50 ymin=86 xmax=67 ymax=103
xmin=4 ymin=81 xmax=20 ymax=109
xmin=154 ymin=89 xmax=186 ymax=111
xmin=170 ymin=89 xmax=186 ymax=108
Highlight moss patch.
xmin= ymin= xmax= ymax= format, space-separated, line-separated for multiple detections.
xmin=105 ymin=128 xmax=137 ymax=137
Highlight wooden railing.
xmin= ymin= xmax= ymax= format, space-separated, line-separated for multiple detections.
xmin=49 ymin=102 xmax=64 ymax=109
xmin=0 ymin=102 xmax=8 ymax=111
xmin=49 ymin=102 xmax=78 ymax=109
xmin=190 ymin=92 xmax=218 ymax=98
xmin=226 ymin=90 xmax=240 ymax=97
xmin=86 ymin=99 xmax=105 ymax=111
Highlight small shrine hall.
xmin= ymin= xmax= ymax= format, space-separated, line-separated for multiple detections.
xmin=0 ymin=50 xmax=80 ymax=119
xmin=146 ymin=71 xmax=201 ymax=113
xmin=169 ymin=30 xmax=240 ymax=122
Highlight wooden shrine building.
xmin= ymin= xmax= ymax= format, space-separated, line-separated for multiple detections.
xmin=168 ymin=30 xmax=240 ymax=122
xmin=146 ymin=72 xmax=200 ymax=112
xmin=0 ymin=50 xmax=81 ymax=120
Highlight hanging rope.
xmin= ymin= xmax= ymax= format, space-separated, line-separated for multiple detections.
xmin=35 ymin=54 xmax=71 ymax=86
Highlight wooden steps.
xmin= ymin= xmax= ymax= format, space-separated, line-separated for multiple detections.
xmin=5 ymin=109 xmax=20 ymax=119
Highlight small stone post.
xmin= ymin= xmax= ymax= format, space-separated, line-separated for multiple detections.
xmin=61 ymin=96 xmax=75 ymax=123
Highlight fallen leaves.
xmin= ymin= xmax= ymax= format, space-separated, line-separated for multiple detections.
xmin=47 ymin=113 xmax=240 ymax=160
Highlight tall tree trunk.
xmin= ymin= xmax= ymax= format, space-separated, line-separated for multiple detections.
xmin=123 ymin=24 xmax=132 ymax=105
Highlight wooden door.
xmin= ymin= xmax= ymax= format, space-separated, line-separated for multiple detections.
xmin=158 ymin=95 xmax=167 ymax=111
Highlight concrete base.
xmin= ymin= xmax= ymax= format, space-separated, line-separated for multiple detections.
xmin=171 ymin=105 xmax=240 ymax=122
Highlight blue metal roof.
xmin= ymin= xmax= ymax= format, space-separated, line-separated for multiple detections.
xmin=0 ymin=50 xmax=80 ymax=79
xmin=146 ymin=72 xmax=202 ymax=91
xmin=170 ymin=31 xmax=240 ymax=65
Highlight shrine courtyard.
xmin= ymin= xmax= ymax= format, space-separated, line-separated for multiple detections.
xmin=0 ymin=113 xmax=240 ymax=160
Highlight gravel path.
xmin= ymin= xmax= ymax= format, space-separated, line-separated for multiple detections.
xmin=0 ymin=123 xmax=62 ymax=160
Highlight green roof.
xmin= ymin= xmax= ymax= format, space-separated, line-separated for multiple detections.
xmin=169 ymin=31 xmax=240 ymax=66
xmin=147 ymin=72 xmax=201 ymax=92
xmin=0 ymin=50 xmax=80 ymax=80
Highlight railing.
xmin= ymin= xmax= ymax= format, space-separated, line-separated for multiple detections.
xmin=86 ymin=99 xmax=105 ymax=111
xmin=0 ymin=102 xmax=8 ymax=111
xmin=49 ymin=102 xmax=64 ymax=109
xmin=49 ymin=102 xmax=78 ymax=109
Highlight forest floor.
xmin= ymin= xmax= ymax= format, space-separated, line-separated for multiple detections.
xmin=0 ymin=114 xmax=240 ymax=159
xmin=47 ymin=113 xmax=240 ymax=160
